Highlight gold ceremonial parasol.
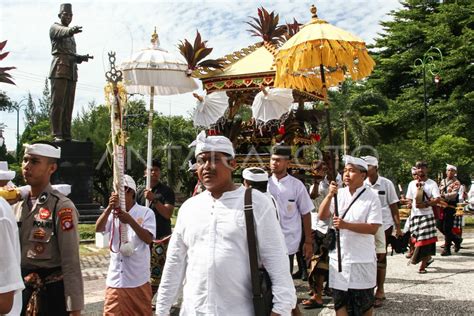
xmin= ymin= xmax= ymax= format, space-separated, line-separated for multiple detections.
xmin=275 ymin=4 xmax=375 ymax=272
xmin=274 ymin=4 xmax=375 ymax=96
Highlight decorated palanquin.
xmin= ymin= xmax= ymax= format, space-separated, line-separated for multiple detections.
xmin=183 ymin=8 xmax=327 ymax=172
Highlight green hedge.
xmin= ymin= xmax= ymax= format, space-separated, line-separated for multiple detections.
xmin=78 ymin=224 xmax=95 ymax=240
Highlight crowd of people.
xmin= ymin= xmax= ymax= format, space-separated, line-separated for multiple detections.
xmin=0 ymin=135 xmax=473 ymax=315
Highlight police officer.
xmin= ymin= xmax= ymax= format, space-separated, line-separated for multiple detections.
xmin=13 ymin=141 xmax=83 ymax=315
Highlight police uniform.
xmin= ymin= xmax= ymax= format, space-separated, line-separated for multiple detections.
xmin=14 ymin=142 xmax=84 ymax=315
xmin=14 ymin=184 xmax=83 ymax=315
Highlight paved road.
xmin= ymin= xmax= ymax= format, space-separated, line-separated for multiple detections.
xmin=82 ymin=235 xmax=474 ymax=315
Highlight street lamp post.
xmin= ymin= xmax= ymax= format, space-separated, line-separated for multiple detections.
xmin=414 ymin=46 xmax=443 ymax=143
xmin=13 ymin=99 xmax=28 ymax=158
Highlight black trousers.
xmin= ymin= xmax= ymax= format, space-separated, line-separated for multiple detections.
xmin=21 ymin=268 xmax=67 ymax=316
xmin=50 ymin=78 xmax=76 ymax=139
xmin=442 ymin=208 xmax=457 ymax=246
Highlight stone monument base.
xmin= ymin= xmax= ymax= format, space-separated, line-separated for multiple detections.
xmin=52 ymin=140 xmax=101 ymax=223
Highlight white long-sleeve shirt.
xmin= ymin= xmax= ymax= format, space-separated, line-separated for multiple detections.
xmin=0 ymin=197 xmax=24 ymax=316
xmin=156 ymin=185 xmax=296 ymax=316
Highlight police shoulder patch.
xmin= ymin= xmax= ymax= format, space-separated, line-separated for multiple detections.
xmin=58 ymin=208 xmax=74 ymax=231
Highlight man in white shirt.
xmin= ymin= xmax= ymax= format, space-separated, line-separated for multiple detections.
xmin=96 ymin=174 xmax=156 ymax=315
xmin=319 ymin=156 xmax=382 ymax=316
xmin=242 ymin=167 xmax=278 ymax=217
xmin=156 ymin=132 xmax=296 ymax=316
xmin=268 ymin=144 xmax=314 ymax=271
xmin=0 ymin=197 xmax=24 ymax=315
xmin=362 ymin=155 xmax=401 ymax=307
xmin=405 ymin=161 xmax=440 ymax=273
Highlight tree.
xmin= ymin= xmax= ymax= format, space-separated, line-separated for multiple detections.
xmin=71 ymin=99 xmax=197 ymax=205
xmin=0 ymin=91 xmax=13 ymax=111
xmin=364 ymin=0 xmax=474 ymax=181
xmin=323 ymin=81 xmax=388 ymax=151
xmin=19 ymin=91 xmax=52 ymax=148
xmin=24 ymin=93 xmax=36 ymax=125
xmin=37 ymin=78 xmax=51 ymax=122
xmin=72 ymin=101 xmax=112 ymax=204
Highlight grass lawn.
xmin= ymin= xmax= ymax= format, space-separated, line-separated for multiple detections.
xmin=79 ymin=244 xmax=109 ymax=256
xmin=465 ymin=214 xmax=474 ymax=226
xmin=78 ymin=224 xmax=96 ymax=240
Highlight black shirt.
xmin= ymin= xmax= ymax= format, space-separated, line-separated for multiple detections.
xmin=136 ymin=182 xmax=175 ymax=239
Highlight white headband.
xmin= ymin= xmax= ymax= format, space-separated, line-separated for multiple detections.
xmin=361 ymin=155 xmax=378 ymax=167
xmin=194 ymin=130 xmax=235 ymax=158
xmin=242 ymin=168 xmax=268 ymax=182
xmin=343 ymin=155 xmax=368 ymax=171
xmin=0 ymin=161 xmax=15 ymax=180
xmin=24 ymin=143 xmax=61 ymax=159
xmin=123 ymin=174 xmax=137 ymax=193
xmin=446 ymin=164 xmax=457 ymax=171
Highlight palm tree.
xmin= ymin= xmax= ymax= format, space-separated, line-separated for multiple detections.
xmin=280 ymin=18 xmax=302 ymax=43
xmin=326 ymin=81 xmax=388 ymax=154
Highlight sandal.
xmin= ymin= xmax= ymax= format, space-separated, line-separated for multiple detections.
xmin=301 ymin=298 xmax=324 ymax=309
xmin=418 ymin=269 xmax=427 ymax=274
xmin=374 ymin=297 xmax=384 ymax=308
xmin=426 ymin=258 xmax=434 ymax=268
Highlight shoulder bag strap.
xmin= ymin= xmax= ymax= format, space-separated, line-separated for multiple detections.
xmin=341 ymin=188 xmax=366 ymax=220
xmin=244 ymin=188 xmax=263 ymax=301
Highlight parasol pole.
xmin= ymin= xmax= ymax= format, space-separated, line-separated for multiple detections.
xmin=145 ymin=86 xmax=155 ymax=208
xmin=320 ymin=64 xmax=342 ymax=273
xmin=106 ymin=52 xmax=133 ymax=256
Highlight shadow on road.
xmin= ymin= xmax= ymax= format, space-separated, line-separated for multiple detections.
xmin=376 ymin=292 xmax=474 ymax=315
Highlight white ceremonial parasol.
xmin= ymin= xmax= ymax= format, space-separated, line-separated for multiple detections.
xmin=121 ymin=28 xmax=198 ymax=205
xmin=192 ymin=91 xmax=229 ymax=128
xmin=251 ymin=87 xmax=294 ymax=123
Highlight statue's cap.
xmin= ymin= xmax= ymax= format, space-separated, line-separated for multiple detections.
xmin=59 ymin=3 xmax=72 ymax=14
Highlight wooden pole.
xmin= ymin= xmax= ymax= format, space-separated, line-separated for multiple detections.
xmin=320 ymin=64 xmax=342 ymax=273
xmin=145 ymin=86 xmax=155 ymax=208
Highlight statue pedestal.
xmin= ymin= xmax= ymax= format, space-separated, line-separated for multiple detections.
xmin=52 ymin=140 xmax=101 ymax=222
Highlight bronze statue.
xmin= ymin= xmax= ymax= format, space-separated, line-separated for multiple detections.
xmin=49 ymin=3 xmax=92 ymax=141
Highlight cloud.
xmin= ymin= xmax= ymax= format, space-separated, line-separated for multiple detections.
xmin=0 ymin=0 xmax=402 ymax=150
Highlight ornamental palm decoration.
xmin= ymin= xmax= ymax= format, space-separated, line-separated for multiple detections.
xmin=282 ymin=18 xmax=302 ymax=42
xmin=178 ymin=31 xmax=225 ymax=75
xmin=0 ymin=41 xmax=15 ymax=85
xmin=246 ymin=7 xmax=286 ymax=44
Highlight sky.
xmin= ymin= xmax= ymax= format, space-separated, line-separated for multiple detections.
xmin=0 ymin=0 xmax=403 ymax=151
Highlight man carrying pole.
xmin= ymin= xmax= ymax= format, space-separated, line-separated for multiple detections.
xmin=318 ymin=156 xmax=382 ymax=316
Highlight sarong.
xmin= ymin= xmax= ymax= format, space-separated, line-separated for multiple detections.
xmin=104 ymin=282 xmax=152 ymax=315
xmin=409 ymin=214 xmax=437 ymax=264
xmin=453 ymin=215 xmax=463 ymax=236
xmin=150 ymin=235 xmax=171 ymax=288
xmin=308 ymin=230 xmax=329 ymax=290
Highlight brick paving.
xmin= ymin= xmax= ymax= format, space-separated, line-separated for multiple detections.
xmin=82 ymin=234 xmax=474 ymax=315
xmin=81 ymin=253 xmax=109 ymax=315
xmin=81 ymin=253 xmax=109 ymax=281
